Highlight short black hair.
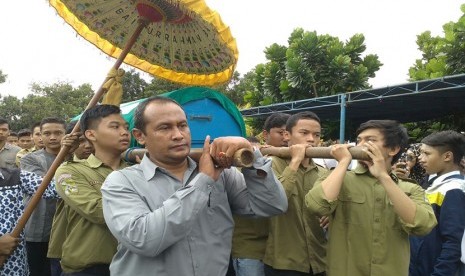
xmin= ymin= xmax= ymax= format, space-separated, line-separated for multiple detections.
xmin=66 ymin=120 xmax=79 ymax=134
xmin=286 ymin=111 xmax=320 ymax=133
xmin=133 ymin=96 xmax=183 ymax=134
xmin=30 ymin=121 xmax=41 ymax=133
xmin=356 ymin=120 xmax=409 ymax=164
xmin=421 ymin=130 xmax=465 ymax=164
xmin=263 ymin=113 xmax=290 ymax=132
xmin=9 ymin=131 xmax=18 ymax=137
xmin=0 ymin=118 xmax=10 ymax=129
xmin=80 ymin=105 xmax=121 ymax=132
xmin=40 ymin=117 xmax=66 ymax=131
xmin=17 ymin=129 xmax=32 ymax=138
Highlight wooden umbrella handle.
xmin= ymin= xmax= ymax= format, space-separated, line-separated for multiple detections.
xmin=122 ymin=147 xmax=255 ymax=168
xmin=259 ymin=146 xmax=370 ymax=160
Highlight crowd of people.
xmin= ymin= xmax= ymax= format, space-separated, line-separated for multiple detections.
xmin=1 ymin=98 xmax=465 ymax=276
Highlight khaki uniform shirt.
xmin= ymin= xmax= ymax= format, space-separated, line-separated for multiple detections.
xmin=306 ymin=164 xmax=437 ymax=276
xmin=47 ymin=156 xmax=86 ymax=259
xmin=16 ymin=146 xmax=36 ymax=167
xmin=0 ymin=143 xmax=20 ymax=168
xmin=231 ymin=215 xmax=269 ymax=260
xmin=263 ymin=157 xmax=327 ymax=274
xmin=54 ymin=154 xmax=128 ymax=273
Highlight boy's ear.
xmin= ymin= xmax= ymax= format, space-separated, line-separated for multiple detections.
xmin=443 ymin=151 xmax=454 ymax=162
xmin=84 ymin=129 xmax=96 ymax=142
xmin=262 ymin=130 xmax=269 ymax=142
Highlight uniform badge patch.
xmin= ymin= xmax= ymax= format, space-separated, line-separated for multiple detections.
xmin=59 ymin=174 xmax=79 ymax=196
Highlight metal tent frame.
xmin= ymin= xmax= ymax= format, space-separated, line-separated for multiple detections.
xmin=240 ymin=74 xmax=465 ymax=141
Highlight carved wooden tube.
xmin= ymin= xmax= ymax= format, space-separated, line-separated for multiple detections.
xmin=122 ymin=146 xmax=370 ymax=168
xmin=259 ymin=146 xmax=370 ymax=160
xmin=122 ymin=147 xmax=255 ymax=168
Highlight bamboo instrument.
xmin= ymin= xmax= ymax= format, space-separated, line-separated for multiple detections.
xmin=259 ymin=146 xmax=370 ymax=160
xmin=121 ymin=146 xmax=370 ymax=166
xmin=122 ymin=147 xmax=255 ymax=168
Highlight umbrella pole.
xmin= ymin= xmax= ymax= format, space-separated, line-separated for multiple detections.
xmin=0 ymin=20 xmax=148 ymax=267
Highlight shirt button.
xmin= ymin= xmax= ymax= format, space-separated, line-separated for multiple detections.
xmin=374 ymin=218 xmax=380 ymax=222
xmin=376 ymin=198 xmax=382 ymax=202
xmin=374 ymin=238 xmax=379 ymax=243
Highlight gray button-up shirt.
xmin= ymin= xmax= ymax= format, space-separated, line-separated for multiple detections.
xmin=0 ymin=143 xmax=21 ymax=169
xmin=102 ymin=150 xmax=287 ymax=276
xmin=20 ymin=149 xmax=58 ymax=242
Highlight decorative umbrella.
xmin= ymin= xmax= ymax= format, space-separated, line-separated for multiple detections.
xmin=50 ymin=0 xmax=238 ymax=86
xmin=0 ymin=0 xmax=238 ymax=267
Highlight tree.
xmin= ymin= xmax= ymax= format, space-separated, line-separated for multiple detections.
xmin=243 ymin=28 xmax=382 ymax=106
xmin=0 ymin=70 xmax=6 ymax=84
xmin=121 ymin=69 xmax=149 ymax=102
xmin=20 ymin=82 xmax=93 ymax=128
xmin=0 ymin=95 xmax=22 ymax=130
xmin=407 ymin=4 xmax=465 ymax=140
xmin=409 ymin=4 xmax=465 ymax=81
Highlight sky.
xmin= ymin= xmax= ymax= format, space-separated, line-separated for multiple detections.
xmin=0 ymin=0 xmax=463 ymax=99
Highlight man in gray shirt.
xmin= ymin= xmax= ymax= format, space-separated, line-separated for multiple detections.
xmin=21 ymin=117 xmax=66 ymax=276
xmin=102 ymin=96 xmax=288 ymax=276
xmin=0 ymin=118 xmax=21 ymax=169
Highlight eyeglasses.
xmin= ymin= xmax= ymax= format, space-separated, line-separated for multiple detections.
xmin=406 ymin=155 xmax=416 ymax=162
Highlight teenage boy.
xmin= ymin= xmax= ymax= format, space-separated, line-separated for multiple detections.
xmin=16 ymin=122 xmax=43 ymax=167
xmin=409 ymin=130 xmax=465 ymax=276
xmin=263 ymin=111 xmax=327 ymax=276
xmin=47 ymin=120 xmax=94 ymax=276
xmin=306 ymin=120 xmax=436 ymax=276
xmin=21 ymin=117 xmax=66 ymax=276
xmin=232 ymin=112 xmax=290 ymax=276
xmin=0 ymin=134 xmax=78 ymax=276
xmin=52 ymin=105 xmax=130 ymax=275
xmin=17 ymin=129 xmax=34 ymax=150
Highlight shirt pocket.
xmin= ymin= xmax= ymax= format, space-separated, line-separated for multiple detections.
xmin=337 ymin=193 xmax=367 ymax=225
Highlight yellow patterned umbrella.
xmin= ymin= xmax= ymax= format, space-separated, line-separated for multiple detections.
xmin=50 ymin=0 xmax=238 ymax=86
xmin=0 ymin=1 xmax=238 ymax=267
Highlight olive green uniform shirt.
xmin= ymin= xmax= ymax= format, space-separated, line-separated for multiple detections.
xmin=47 ymin=156 xmax=86 ymax=259
xmin=54 ymin=154 xmax=128 ymax=273
xmin=231 ymin=215 xmax=269 ymax=260
xmin=306 ymin=164 xmax=437 ymax=276
xmin=263 ymin=157 xmax=327 ymax=274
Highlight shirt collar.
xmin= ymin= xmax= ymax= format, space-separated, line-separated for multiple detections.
xmin=140 ymin=153 xmax=197 ymax=181
xmin=86 ymin=154 xmax=128 ymax=169
xmin=352 ymin=161 xmax=399 ymax=183
xmin=431 ymin=170 xmax=462 ymax=185
xmin=86 ymin=154 xmax=104 ymax=168
xmin=0 ymin=171 xmax=4 ymax=179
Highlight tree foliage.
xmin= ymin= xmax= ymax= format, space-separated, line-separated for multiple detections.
xmin=0 ymin=82 xmax=93 ymax=131
xmin=243 ymin=28 xmax=382 ymax=106
xmin=0 ymin=70 xmax=6 ymax=84
xmin=409 ymin=4 xmax=465 ymax=81
xmin=407 ymin=4 xmax=465 ymax=141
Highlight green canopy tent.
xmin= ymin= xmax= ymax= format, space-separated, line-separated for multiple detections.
xmin=73 ymin=86 xmax=246 ymax=148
